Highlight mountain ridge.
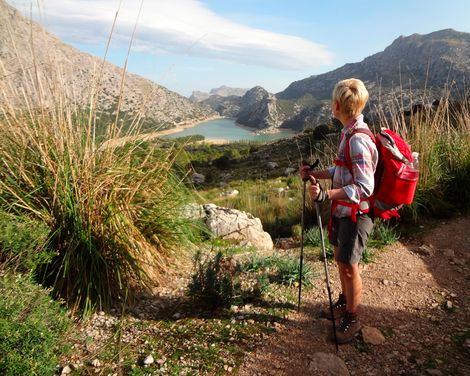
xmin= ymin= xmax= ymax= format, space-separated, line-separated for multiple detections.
xmin=0 ymin=0 xmax=215 ymax=131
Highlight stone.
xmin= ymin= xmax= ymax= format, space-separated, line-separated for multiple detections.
xmin=91 ymin=359 xmax=101 ymax=368
xmin=61 ymin=365 xmax=73 ymax=375
xmin=463 ymin=338 xmax=470 ymax=348
xmin=203 ymin=204 xmax=273 ymax=250
xmin=172 ymin=312 xmax=181 ymax=319
xmin=143 ymin=355 xmax=154 ymax=365
xmin=362 ymin=326 xmax=386 ymax=345
xmin=192 ymin=172 xmax=205 ymax=184
xmin=417 ymin=244 xmax=434 ymax=256
xmin=275 ymin=237 xmax=300 ymax=250
xmin=307 ymin=352 xmax=349 ymax=375
xmin=284 ymin=167 xmax=296 ymax=176
xmin=425 ymin=369 xmax=443 ymax=376
xmin=266 ymin=161 xmax=279 ymax=170
xmin=445 ymin=300 xmax=453 ymax=309
xmin=221 ymin=189 xmax=239 ymax=198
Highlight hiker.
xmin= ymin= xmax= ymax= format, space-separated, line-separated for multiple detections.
xmin=300 ymin=78 xmax=378 ymax=344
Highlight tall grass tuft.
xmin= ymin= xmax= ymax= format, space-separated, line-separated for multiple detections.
xmin=0 ymin=29 xmax=195 ymax=314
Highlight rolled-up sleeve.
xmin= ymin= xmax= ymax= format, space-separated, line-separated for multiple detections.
xmin=342 ymin=134 xmax=377 ymax=204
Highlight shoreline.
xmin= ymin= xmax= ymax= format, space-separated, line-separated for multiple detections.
xmin=103 ymin=115 xmax=297 ymax=148
xmin=150 ymin=114 xmax=224 ymax=137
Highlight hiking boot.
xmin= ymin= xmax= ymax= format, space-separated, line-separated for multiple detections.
xmin=331 ymin=311 xmax=362 ymax=344
xmin=321 ymin=294 xmax=346 ymax=320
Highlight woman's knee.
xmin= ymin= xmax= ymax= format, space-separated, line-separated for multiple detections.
xmin=338 ymin=262 xmax=359 ymax=279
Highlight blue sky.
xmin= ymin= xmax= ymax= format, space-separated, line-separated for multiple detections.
xmin=8 ymin=0 xmax=470 ymax=97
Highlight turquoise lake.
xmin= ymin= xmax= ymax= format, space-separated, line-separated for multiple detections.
xmin=163 ymin=118 xmax=295 ymax=142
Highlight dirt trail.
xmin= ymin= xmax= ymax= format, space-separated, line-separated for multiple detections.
xmin=238 ymin=216 xmax=470 ymax=376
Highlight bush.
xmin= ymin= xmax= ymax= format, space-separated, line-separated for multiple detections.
xmin=0 ymin=274 xmax=71 ymax=376
xmin=370 ymin=220 xmax=399 ymax=246
xmin=188 ymin=251 xmax=240 ymax=309
xmin=273 ymin=256 xmax=316 ymax=287
xmin=304 ymin=226 xmax=328 ymax=247
xmin=0 ymin=61 xmax=197 ymax=314
xmin=0 ymin=211 xmax=52 ymax=273
xmin=241 ymin=255 xmax=316 ymax=287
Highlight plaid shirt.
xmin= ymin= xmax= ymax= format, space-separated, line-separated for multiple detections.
xmin=327 ymin=115 xmax=378 ymax=218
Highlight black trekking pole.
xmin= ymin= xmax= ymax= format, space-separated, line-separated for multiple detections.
xmin=300 ymin=160 xmax=339 ymax=351
xmin=297 ymin=159 xmax=319 ymax=312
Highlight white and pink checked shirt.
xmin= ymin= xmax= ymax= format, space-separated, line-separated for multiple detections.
xmin=327 ymin=115 xmax=379 ymax=218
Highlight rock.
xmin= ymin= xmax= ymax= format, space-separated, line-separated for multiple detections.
xmin=237 ymin=87 xmax=284 ymax=130
xmin=192 ymin=172 xmax=205 ymax=184
xmin=266 ymin=161 xmax=279 ymax=170
xmin=464 ymin=338 xmax=470 ymax=349
xmin=91 ymin=359 xmax=101 ymax=368
xmin=362 ymin=326 xmax=386 ymax=345
xmin=382 ymin=279 xmax=390 ymax=286
xmin=307 ymin=352 xmax=349 ymax=376
xmin=172 ymin=312 xmax=181 ymax=319
xmin=445 ymin=300 xmax=453 ymax=310
xmin=61 ymin=365 xmax=73 ymax=375
xmin=157 ymin=357 xmax=166 ymax=365
xmin=203 ymin=204 xmax=273 ymax=250
xmin=284 ymin=167 xmax=296 ymax=176
xmin=425 ymin=369 xmax=443 ymax=376
xmin=417 ymin=244 xmax=434 ymax=256
xmin=221 ymin=189 xmax=239 ymax=198
xmin=143 ymin=355 xmax=154 ymax=365
xmin=275 ymin=237 xmax=300 ymax=250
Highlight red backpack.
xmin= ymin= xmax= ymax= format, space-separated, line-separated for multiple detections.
xmin=340 ymin=128 xmax=419 ymax=220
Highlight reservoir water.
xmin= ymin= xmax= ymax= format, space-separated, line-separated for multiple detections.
xmin=163 ymin=118 xmax=295 ymax=142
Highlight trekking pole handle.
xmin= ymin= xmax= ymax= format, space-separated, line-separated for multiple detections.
xmin=301 ymin=159 xmax=320 ymax=184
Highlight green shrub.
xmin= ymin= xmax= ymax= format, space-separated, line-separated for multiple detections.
xmin=0 ymin=274 xmax=71 ymax=376
xmin=370 ymin=220 xmax=399 ymax=247
xmin=241 ymin=255 xmax=316 ymax=287
xmin=304 ymin=226 xmax=328 ymax=247
xmin=0 ymin=211 xmax=52 ymax=273
xmin=0 ymin=65 xmax=197 ymax=314
xmin=361 ymin=247 xmax=374 ymax=264
xmin=188 ymin=251 xmax=240 ymax=309
xmin=241 ymin=255 xmax=277 ymax=273
xmin=273 ymin=256 xmax=316 ymax=287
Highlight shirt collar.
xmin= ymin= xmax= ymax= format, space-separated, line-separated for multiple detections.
xmin=345 ymin=114 xmax=364 ymax=133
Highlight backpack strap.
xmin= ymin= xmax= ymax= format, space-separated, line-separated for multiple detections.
xmin=339 ymin=128 xmax=375 ymax=171
xmin=331 ymin=128 xmax=376 ymax=223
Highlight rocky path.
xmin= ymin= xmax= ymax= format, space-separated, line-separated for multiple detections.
xmin=238 ymin=216 xmax=470 ymax=376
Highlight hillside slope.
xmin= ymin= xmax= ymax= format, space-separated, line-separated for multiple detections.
xmin=0 ymin=0 xmax=214 ymax=130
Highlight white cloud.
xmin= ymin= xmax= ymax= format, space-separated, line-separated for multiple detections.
xmin=9 ymin=0 xmax=333 ymax=70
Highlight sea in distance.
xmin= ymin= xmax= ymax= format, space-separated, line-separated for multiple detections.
xmin=163 ymin=118 xmax=295 ymax=142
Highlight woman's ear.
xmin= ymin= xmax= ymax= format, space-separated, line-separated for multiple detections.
xmin=333 ymin=100 xmax=340 ymax=113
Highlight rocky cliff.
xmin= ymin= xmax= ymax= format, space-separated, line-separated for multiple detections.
xmin=236 ymin=86 xmax=285 ymax=130
xmin=0 ymin=0 xmax=215 ymax=131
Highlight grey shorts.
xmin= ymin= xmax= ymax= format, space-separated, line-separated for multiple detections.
xmin=328 ymin=214 xmax=373 ymax=265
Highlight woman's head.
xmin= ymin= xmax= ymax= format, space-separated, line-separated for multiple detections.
xmin=332 ymin=78 xmax=369 ymax=119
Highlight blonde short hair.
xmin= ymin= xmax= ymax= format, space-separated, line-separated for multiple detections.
xmin=332 ymin=78 xmax=369 ymax=118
